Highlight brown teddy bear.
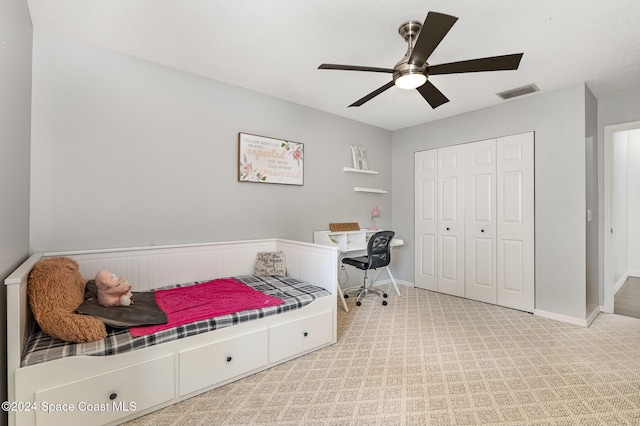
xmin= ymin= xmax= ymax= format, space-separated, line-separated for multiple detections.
xmin=94 ymin=270 xmax=134 ymax=307
xmin=28 ymin=257 xmax=107 ymax=343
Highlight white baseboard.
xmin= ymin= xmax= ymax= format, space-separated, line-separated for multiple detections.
xmin=630 ymin=271 xmax=640 ymax=278
xmin=534 ymin=309 xmax=590 ymax=327
xmin=586 ymin=306 xmax=600 ymax=326
xmin=395 ymin=279 xmax=414 ymax=287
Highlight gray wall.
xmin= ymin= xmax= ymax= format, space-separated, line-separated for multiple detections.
xmin=597 ymin=91 xmax=640 ymax=305
xmin=0 ymin=1 xmax=32 ymax=424
xmin=30 ymin=31 xmax=392 ymax=253
xmin=585 ymin=86 xmax=599 ymax=318
xmin=629 ymin=131 xmax=640 ymax=275
xmin=392 ymin=84 xmax=588 ymax=321
xmin=613 ymin=132 xmax=630 ymax=285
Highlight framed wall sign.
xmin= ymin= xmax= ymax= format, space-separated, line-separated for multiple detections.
xmin=238 ymin=133 xmax=304 ymax=186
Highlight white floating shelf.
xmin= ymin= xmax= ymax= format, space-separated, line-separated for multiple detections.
xmin=354 ymin=187 xmax=387 ymax=194
xmin=343 ymin=167 xmax=379 ymax=174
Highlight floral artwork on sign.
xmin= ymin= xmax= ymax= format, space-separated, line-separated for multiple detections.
xmin=238 ymin=133 xmax=304 ymax=185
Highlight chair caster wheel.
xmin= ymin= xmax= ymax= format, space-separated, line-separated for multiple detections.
xmin=356 ymin=301 xmax=362 ymax=306
xmin=383 ymin=293 xmax=388 ymax=298
xmin=344 ymin=294 xmax=349 ymax=299
xmin=382 ymin=300 xmax=387 ymax=306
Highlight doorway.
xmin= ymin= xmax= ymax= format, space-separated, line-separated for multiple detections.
xmin=603 ymin=121 xmax=640 ymax=314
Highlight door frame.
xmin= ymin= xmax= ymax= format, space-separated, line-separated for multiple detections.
xmin=603 ymin=120 xmax=640 ymax=313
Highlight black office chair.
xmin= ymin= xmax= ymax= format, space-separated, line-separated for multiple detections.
xmin=342 ymin=230 xmax=395 ymax=306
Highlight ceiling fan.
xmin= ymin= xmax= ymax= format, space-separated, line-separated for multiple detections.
xmin=318 ymin=11 xmax=524 ymax=109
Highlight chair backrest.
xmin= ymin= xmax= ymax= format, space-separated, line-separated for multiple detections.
xmin=367 ymin=231 xmax=395 ymax=270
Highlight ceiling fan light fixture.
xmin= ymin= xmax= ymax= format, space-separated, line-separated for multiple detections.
xmin=395 ymin=72 xmax=427 ymax=90
xmin=318 ymin=11 xmax=523 ymax=109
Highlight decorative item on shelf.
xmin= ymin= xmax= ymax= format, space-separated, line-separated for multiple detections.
xmin=350 ymin=145 xmax=368 ymax=170
xmin=370 ymin=206 xmax=381 ymax=230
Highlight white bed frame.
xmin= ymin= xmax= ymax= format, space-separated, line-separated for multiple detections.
xmin=5 ymin=239 xmax=338 ymax=426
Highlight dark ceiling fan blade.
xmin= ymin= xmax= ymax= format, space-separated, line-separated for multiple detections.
xmin=429 ymin=53 xmax=524 ymax=75
xmin=416 ymin=80 xmax=449 ymax=109
xmin=318 ymin=64 xmax=395 ymax=73
xmin=349 ymin=81 xmax=396 ymax=107
xmin=409 ymin=12 xmax=458 ymax=67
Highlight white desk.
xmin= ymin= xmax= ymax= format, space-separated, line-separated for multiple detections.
xmin=314 ymin=229 xmax=403 ymax=311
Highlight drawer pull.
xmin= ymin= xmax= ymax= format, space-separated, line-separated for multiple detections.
xmin=303 ymin=332 xmax=308 ymax=337
xmin=109 ymin=393 xmax=117 ymax=400
xmin=226 ymin=356 xmax=232 ymax=362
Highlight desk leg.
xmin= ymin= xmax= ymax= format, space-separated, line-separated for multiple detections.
xmin=337 ymin=284 xmax=349 ymax=312
xmin=337 ymin=253 xmax=350 ymax=312
xmin=386 ymin=266 xmax=401 ymax=296
xmin=371 ymin=267 xmax=401 ymax=296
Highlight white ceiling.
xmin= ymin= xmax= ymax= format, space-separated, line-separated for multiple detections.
xmin=27 ymin=0 xmax=640 ymax=131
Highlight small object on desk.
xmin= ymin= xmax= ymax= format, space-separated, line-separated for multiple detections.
xmin=370 ymin=206 xmax=380 ymax=230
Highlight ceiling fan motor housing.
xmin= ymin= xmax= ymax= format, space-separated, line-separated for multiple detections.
xmin=394 ymin=20 xmax=428 ymax=85
xmin=393 ymin=57 xmax=428 ymax=82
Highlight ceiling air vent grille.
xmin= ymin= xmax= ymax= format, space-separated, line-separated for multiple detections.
xmin=497 ymin=84 xmax=539 ymax=100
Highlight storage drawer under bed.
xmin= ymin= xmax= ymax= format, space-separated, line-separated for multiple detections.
xmin=34 ymin=355 xmax=175 ymax=426
xmin=179 ymin=328 xmax=269 ymax=396
xmin=269 ymin=310 xmax=333 ymax=363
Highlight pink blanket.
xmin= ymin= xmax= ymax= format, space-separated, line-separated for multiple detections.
xmin=129 ymin=278 xmax=284 ymax=337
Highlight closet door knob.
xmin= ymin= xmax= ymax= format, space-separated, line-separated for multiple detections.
xmin=446 ymin=227 xmax=450 ymax=231
xmin=481 ymin=229 xmax=485 ymax=233
xmin=226 ymin=356 xmax=232 ymax=362
xmin=109 ymin=393 xmax=118 ymax=400
xmin=303 ymin=332 xmax=308 ymax=337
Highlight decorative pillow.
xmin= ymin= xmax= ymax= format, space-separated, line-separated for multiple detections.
xmin=76 ymin=281 xmax=168 ymax=328
xmin=27 ymin=257 xmax=107 ymax=343
xmin=254 ymin=251 xmax=286 ymax=276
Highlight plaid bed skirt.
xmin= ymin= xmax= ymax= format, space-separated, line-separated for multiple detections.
xmin=21 ymin=275 xmax=330 ymax=367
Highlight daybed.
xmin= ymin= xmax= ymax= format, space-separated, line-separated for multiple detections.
xmin=5 ymin=238 xmax=338 ymax=426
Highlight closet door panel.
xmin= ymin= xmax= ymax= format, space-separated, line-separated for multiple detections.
xmin=440 ymin=235 xmax=459 ymax=280
xmin=497 ymin=132 xmax=535 ymax=312
xmin=437 ymin=145 xmax=465 ymax=297
xmin=465 ymin=139 xmax=497 ymax=304
xmin=415 ymin=150 xmax=438 ymax=291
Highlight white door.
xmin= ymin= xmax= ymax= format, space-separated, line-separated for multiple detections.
xmin=496 ymin=132 xmax=535 ymax=311
xmin=414 ymin=150 xmax=438 ymax=291
xmin=437 ymin=145 xmax=465 ymax=297
xmin=464 ymin=139 xmax=497 ymax=304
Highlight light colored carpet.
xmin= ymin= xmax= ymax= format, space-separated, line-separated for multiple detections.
xmin=124 ymin=287 xmax=640 ymax=425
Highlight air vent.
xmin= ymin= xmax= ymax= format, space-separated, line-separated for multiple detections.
xmin=496 ymin=84 xmax=539 ymax=100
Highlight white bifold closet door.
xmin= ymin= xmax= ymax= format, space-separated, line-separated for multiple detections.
xmin=464 ymin=139 xmax=497 ymax=304
xmin=436 ymin=145 xmax=465 ymax=297
xmin=495 ymin=133 xmax=535 ymax=312
xmin=414 ymin=132 xmax=534 ymax=312
xmin=414 ymin=149 xmax=438 ymax=292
